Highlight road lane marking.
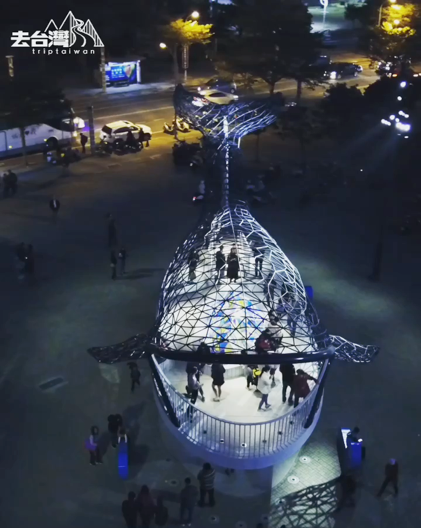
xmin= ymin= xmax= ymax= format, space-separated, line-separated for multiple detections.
xmin=95 ymin=106 xmax=173 ymax=121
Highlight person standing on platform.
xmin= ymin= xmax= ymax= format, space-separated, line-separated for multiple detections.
xmin=49 ymin=196 xmax=60 ymax=222
xmin=215 ymin=245 xmax=226 ymax=281
xmin=137 ymin=485 xmax=156 ymax=528
xmin=180 ymin=477 xmax=199 ymax=526
xmin=211 ymin=363 xmax=225 ymax=402
xmin=293 ymin=369 xmax=318 ymax=407
xmin=129 ymin=363 xmax=141 ymax=392
xmin=80 ymin=132 xmax=88 ymax=154
xmin=197 ymin=462 xmax=216 ymax=507
xmin=245 ymin=364 xmax=254 ymax=389
xmin=257 ymin=365 xmax=272 ymax=410
xmin=122 ymin=491 xmax=138 ymax=528
xmin=251 ymin=241 xmax=264 ymax=277
xmin=227 ymin=246 xmax=239 ymax=283
xmin=187 ymin=366 xmax=200 ymax=405
xmin=118 ymin=248 xmax=127 ymax=276
xmin=280 ymin=363 xmax=295 ymax=405
xmin=377 ymin=459 xmax=399 ymax=497
xmin=188 ymin=249 xmax=199 ymax=282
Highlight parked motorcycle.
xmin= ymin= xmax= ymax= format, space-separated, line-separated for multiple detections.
xmin=164 ymin=117 xmax=191 ymax=134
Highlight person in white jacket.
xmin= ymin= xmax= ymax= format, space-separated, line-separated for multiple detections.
xmin=258 ymin=366 xmax=272 ymax=410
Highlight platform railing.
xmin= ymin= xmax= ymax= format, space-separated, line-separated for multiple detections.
xmin=152 ymin=356 xmax=327 ymax=459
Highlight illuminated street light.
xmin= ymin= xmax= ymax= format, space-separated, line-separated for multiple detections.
xmin=190 ymin=10 xmax=200 ymax=19
xmin=391 ymin=4 xmax=402 ymax=9
xmin=397 ymin=96 xmax=403 ymax=101
xmin=400 ymin=81 xmax=407 ymax=88
xmin=394 ymin=19 xmax=400 ymax=25
xmin=159 ymin=42 xmax=167 ymax=49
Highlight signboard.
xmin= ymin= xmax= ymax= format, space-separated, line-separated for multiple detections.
xmin=105 ymin=61 xmax=140 ymax=84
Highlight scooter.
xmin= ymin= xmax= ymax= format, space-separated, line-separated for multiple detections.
xmin=163 ymin=118 xmax=191 ymax=134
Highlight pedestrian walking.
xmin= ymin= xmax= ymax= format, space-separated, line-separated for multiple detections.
xmin=122 ymin=491 xmax=138 ymax=528
xmin=154 ymin=496 xmax=168 ymax=526
xmin=197 ymin=462 xmax=216 ymax=507
xmin=136 ymin=485 xmax=156 ymax=528
xmin=106 ymin=213 xmax=118 ymax=248
xmin=227 ymin=246 xmax=239 ymax=283
xmin=377 ymin=459 xmax=399 ymax=497
xmin=215 ymin=245 xmax=225 ymax=281
xmin=110 ymin=250 xmax=117 ymax=280
xmin=49 ymin=196 xmax=61 ymax=222
xmin=280 ymin=363 xmax=295 ymax=405
xmin=245 ymin=365 xmax=254 ymax=389
xmin=108 ymin=414 xmax=123 ymax=448
xmin=336 ymin=473 xmax=357 ymax=510
xmin=211 ymin=363 xmax=226 ymax=401
xmin=179 ymin=477 xmax=199 ymax=526
xmin=292 ymin=369 xmax=318 ymax=407
xmin=186 ymin=361 xmax=205 ymax=401
xmin=118 ymin=248 xmax=127 ymax=275
xmin=80 ymin=132 xmax=88 ymax=154
xmin=85 ymin=426 xmax=103 ymax=466
xmin=130 ymin=363 xmax=141 ymax=392
xmin=187 ymin=367 xmax=201 ymax=405
xmin=258 ymin=365 xmax=272 ymax=410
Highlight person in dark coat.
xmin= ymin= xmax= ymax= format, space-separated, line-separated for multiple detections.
xmin=136 ymin=485 xmax=156 ymax=528
xmin=130 ymin=364 xmax=141 ymax=392
xmin=336 ymin=474 xmax=357 ymax=510
xmin=179 ymin=477 xmax=199 ymax=525
xmin=211 ymin=363 xmax=226 ymax=401
xmin=154 ymin=496 xmax=168 ymax=526
xmin=9 ymin=170 xmax=18 ymax=195
xmin=227 ymin=247 xmax=239 ymax=283
xmin=107 ymin=213 xmax=118 ymax=248
xmin=118 ymin=248 xmax=127 ymax=276
xmin=215 ymin=245 xmax=225 ymax=281
xmin=80 ymin=133 xmax=88 ymax=154
xmin=108 ymin=414 xmax=123 ymax=448
xmin=377 ymin=459 xmax=399 ymax=497
xmin=138 ymin=129 xmax=145 ymax=147
xmin=292 ymin=369 xmax=318 ymax=407
xmin=280 ymin=363 xmax=295 ymax=405
xmin=251 ymin=241 xmax=264 ymax=277
xmin=188 ymin=249 xmax=199 ymax=282
xmin=122 ymin=491 xmax=138 ymax=528
xmin=110 ymin=251 xmax=117 ymax=280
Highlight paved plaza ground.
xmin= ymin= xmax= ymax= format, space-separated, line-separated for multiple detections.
xmin=0 ymin=129 xmax=421 ymax=528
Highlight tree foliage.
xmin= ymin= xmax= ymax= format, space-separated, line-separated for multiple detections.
xmin=216 ymin=0 xmax=321 ymax=95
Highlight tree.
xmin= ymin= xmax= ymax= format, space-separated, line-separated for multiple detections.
xmin=160 ymin=19 xmax=213 ymax=83
xmin=367 ymin=2 xmax=421 ymax=60
xmin=0 ymin=79 xmax=68 ymax=166
xmin=321 ymin=83 xmax=366 ymax=138
xmin=217 ymin=0 xmax=318 ymax=95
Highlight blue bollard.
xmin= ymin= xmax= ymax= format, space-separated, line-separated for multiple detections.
xmin=118 ymin=441 xmax=129 ymax=479
xmin=305 ymin=285 xmax=314 ymax=299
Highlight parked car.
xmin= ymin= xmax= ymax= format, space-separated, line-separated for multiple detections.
xmin=100 ymin=120 xmax=152 ymax=142
xmin=198 ymin=77 xmax=237 ymax=94
xmin=328 ymin=62 xmax=362 ymax=80
xmin=197 ymin=89 xmax=239 ymax=105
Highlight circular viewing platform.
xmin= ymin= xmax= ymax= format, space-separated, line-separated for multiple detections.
xmin=152 ymin=354 xmax=327 ymax=469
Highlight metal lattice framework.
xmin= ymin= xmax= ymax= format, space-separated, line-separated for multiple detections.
xmin=88 ymin=86 xmax=379 ymax=367
xmin=174 ymin=84 xmax=284 ymax=141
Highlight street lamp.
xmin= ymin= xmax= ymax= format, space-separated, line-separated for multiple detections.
xmin=378 ymin=0 xmax=397 ymax=27
xmin=183 ymin=11 xmax=200 ymax=82
xmin=394 ymin=19 xmax=400 ymax=25
xmin=159 ymin=42 xmax=167 ymax=49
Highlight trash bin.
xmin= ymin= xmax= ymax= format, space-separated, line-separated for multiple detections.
xmin=337 ymin=427 xmax=364 ymax=473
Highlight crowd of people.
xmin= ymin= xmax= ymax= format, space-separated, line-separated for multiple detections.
xmin=184 ymin=347 xmax=318 ymax=412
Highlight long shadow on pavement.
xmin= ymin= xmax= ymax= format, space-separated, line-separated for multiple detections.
xmin=121 ymin=403 xmax=150 ymax=478
xmin=270 ymin=478 xmax=352 ymax=528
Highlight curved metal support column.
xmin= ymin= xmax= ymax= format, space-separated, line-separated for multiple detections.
xmin=148 ymin=353 xmax=180 ymax=428
xmin=304 ymin=357 xmax=333 ymax=429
